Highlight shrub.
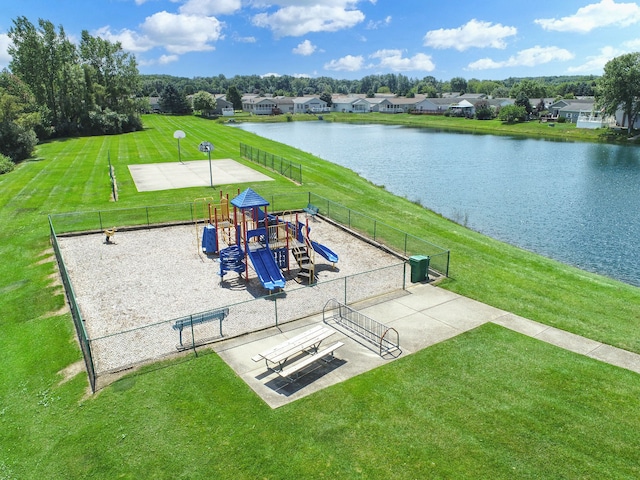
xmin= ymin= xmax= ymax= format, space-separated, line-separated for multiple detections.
xmin=0 ymin=153 xmax=15 ymax=174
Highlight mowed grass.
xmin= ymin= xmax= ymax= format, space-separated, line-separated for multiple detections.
xmin=0 ymin=114 xmax=639 ymax=479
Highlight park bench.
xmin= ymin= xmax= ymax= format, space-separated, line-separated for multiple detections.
xmin=303 ymin=203 xmax=319 ymax=220
xmin=173 ymin=307 xmax=229 ymax=349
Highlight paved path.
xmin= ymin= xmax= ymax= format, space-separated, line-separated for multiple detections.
xmin=213 ymin=283 xmax=640 ymax=408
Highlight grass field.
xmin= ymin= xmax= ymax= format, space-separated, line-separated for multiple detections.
xmin=0 ymin=114 xmax=639 ymax=479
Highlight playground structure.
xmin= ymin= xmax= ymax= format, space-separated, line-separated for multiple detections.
xmin=195 ymin=188 xmax=339 ymax=292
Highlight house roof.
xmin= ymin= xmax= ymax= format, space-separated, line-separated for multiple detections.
xmin=231 ymin=188 xmax=269 ymax=209
xmin=292 ymin=97 xmax=326 ymax=105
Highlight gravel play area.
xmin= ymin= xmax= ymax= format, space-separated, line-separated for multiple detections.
xmin=57 ymin=215 xmax=408 ymax=374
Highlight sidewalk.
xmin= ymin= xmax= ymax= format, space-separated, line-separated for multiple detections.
xmin=212 ymin=283 xmax=640 ymax=408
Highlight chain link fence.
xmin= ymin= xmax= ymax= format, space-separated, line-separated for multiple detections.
xmin=49 ymin=192 xmax=448 ymax=391
xmin=308 ymin=193 xmax=450 ymax=276
xmin=240 ymin=143 xmax=303 ymax=184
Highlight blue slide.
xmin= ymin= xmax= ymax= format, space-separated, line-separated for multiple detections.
xmin=310 ymin=241 xmax=339 ymax=264
xmin=247 ymin=247 xmax=286 ymax=290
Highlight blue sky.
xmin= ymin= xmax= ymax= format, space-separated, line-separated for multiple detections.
xmin=2 ymin=0 xmax=640 ymax=80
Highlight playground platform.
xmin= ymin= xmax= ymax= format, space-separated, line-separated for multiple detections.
xmin=213 ymin=283 xmax=640 ymax=409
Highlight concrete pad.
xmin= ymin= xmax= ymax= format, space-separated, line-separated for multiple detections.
xmin=214 ymin=317 xmax=399 ymax=408
xmin=422 ymin=295 xmax=508 ymax=332
xmin=388 ymin=312 xmax=461 ymax=352
xmin=210 ymin=281 xmax=640 ymax=409
xmin=128 ymin=159 xmax=273 ymax=192
xmin=394 ymin=284 xmax=461 ymax=311
xmin=359 ymin=299 xmax=417 ymax=323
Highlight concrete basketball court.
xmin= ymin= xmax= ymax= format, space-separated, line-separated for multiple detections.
xmin=128 ymin=159 xmax=273 ymax=192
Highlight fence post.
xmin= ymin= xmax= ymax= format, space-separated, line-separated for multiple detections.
xmin=344 ymin=277 xmax=348 ymax=304
xmin=373 ymin=220 xmax=377 ymax=242
xmin=404 ymin=233 xmax=408 ymax=255
xmin=146 ymin=207 xmax=150 ymax=227
xmin=274 ymin=297 xmax=279 ymax=327
xmin=98 ymin=211 xmax=103 ymax=231
xmin=403 ymin=262 xmax=407 ymax=290
xmin=190 ymin=315 xmax=198 ymax=357
xmin=348 ymin=209 xmax=351 ymax=228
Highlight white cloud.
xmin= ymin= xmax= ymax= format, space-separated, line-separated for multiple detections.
xmin=568 ymin=46 xmax=624 ymax=73
xmin=261 ymin=72 xmax=281 ymax=77
xmin=324 ymin=54 xmax=364 ymax=71
xmin=293 ymin=39 xmax=316 ymax=55
xmin=93 ymin=26 xmax=156 ymax=53
xmin=95 ymin=11 xmax=224 ymax=57
xmin=367 ymin=15 xmax=392 ymax=29
xmin=623 ymin=38 xmax=640 ymax=49
xmin=535 ymin=0 xmax=640 ymax=33
xmin=141 ymin=11 xmax=224 ymax=54
xmin=158 ymin=54 xmax=180 ymax=65
xmin=293 ymin=73 xmax=312 ymax=78
xmin=0 ymin=33 xmax=12 ymax=68
xmin=232 ymin=34 xmax=257 ymax=43
xmin=467 ymin=46 xmax=574 ymax=70
xmin=138 ymin=54 xmax=179 ymax=67
xmin=370 ymin=49 xmax=435 ymax=72
xmin=179 ymin=0 xmax=241 ymax=15
xmin=252 ymin=4 xmax=365 ymax=37
xmin=424 ymin=19 xmax=517 ymax=51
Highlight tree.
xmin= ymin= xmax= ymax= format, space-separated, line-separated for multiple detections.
xmin=450 ymin=76 xmax=467 ymax=93
xmin=596 ymin=52 xmax=640 ymax=135
xmin=509 ymin=79 xmax=547 ymax=100
xmin=226 ymin=85 xmax=242 ymax=110
xmin=319 ymin=91 xmax=332 ymax=107
xmin=0 ymin=71 xmax=40 ymax=161
xmin=159 ymin=84 xmax=191 ymax=114
xmin=192 ymin=90 xmax=217 ymax=116
xmin=515 ymin=91 xmax=532 ymax=114
xmin=474 ymin=100 xmax=493 ymax=120
xmin=8 ymin=17 xmax=141 ymax=137
xmin=498 ymin=104 xmax=527 ymax=123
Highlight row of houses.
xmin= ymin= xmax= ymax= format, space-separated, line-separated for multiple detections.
xmin=149 ymin=92 xmax=634 ymax=130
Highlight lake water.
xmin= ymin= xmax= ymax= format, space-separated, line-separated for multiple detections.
xmin=232 ymin=121 xmax=640 ymax=286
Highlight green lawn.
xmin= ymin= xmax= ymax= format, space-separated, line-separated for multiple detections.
xmin=1 ymin=114 xmax=639 ymax=479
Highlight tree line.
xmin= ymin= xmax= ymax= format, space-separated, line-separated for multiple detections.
xmin=0 ymin=17 xmax=142 ymax=172
xmin=140 ymin=72 xmax=599 ymax=102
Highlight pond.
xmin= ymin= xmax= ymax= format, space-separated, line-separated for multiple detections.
xmin=231 ymin=121 xmax=640 ymax=287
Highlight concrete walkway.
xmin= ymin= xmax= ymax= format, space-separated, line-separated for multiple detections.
xmin=212 ymin=283 xmax=640 ymax=408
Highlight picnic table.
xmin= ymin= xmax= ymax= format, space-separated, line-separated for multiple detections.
xmin=252 ymin=324 xmax=343 ymax=380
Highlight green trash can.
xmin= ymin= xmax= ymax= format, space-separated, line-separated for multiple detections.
xmin=409 ymin=255 xmax=430 ymax=283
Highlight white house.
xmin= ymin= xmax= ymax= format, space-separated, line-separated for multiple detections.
xmin=293 ymin=97 xmax=329 ymax=113
xmin=376 ymin=97 xmax=419 ymax=114
xmin=242 ymin=96 xmax=278 ymax=115
xmin=414 ymin=97 xmax=454 ymax=114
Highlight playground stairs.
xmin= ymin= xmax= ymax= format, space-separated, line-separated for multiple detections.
xmin=291 ymin=244 xmax=315 ymax=284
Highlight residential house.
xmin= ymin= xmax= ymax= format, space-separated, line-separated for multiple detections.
xmin=376 ymin=96 xmax=420 ymax=114
xmin=293 ymin=97 xmax=329 ymax=113
xmin=242 ymin=95 xmax=279 ymax=115
xmin=549 ymin=98 xmax=595 ymax=123
xmin=449 ymin=99 xmax=475 ymax=116
xmin=414 ymin=97 xmax=455 ymax=114
xmin=273 ymin=97 xmax=295 ymax=114
xmin=213 ymin=95 xmax=234 ymax=116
